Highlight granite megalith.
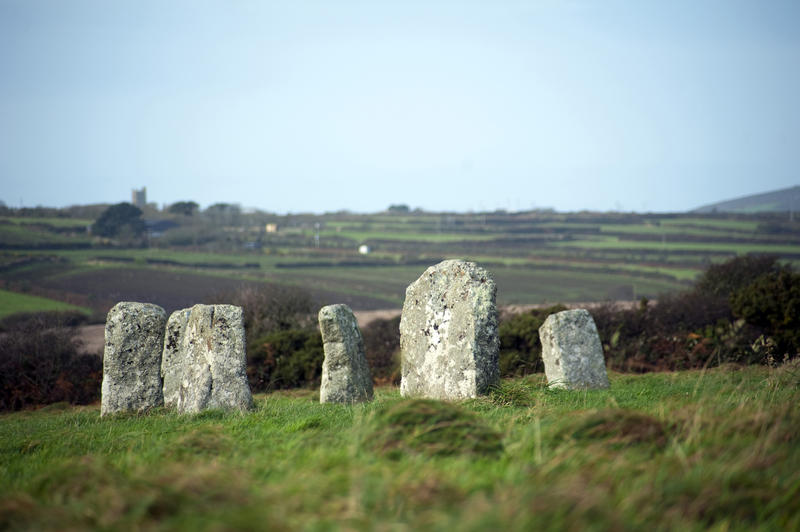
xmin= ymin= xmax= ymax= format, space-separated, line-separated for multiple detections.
xmin=101 ymin=302 xmax=167 ymax=416
xmin=539 ymin=309 xmax=609 ymax=390
xmin=400 ymin=260 xmax=499 ymax=400
xmin=318 ymin=304 xmax=374 ymax=403
xmin=161 ymin=304 xmax=254 ymax=413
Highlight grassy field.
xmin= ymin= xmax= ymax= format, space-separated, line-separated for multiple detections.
xmin=0 ymin=217 xmax=93 ymax=229
xmin=1 ymin=210 xmax=798 ymax=319
xmin=1 ymin=365 xmax=799 ymax=530
xmin=0 ymin=289 xmax=90 ymax=319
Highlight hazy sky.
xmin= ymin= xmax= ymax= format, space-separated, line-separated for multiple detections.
xmin=1 ymin=1 xmax=798 ymax=213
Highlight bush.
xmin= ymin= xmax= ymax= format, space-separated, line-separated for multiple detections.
xmin=592 ymin=295 xmax=762 ymax=372
xmin=209 ymin=284 xmax=313 ymax=340
xmin=731 ymin=269 xmax=800 ymax=356
xmin=0 ymin=310 xmax=88 ymax=332
xmin=694 ymin=255 xmax=783 ymax=298
xmin=498 ymin=305 xmax=567 ymax=377
xmin=590 ymin=255 xmax=797 ymax=371
xmin=361 ymin=316 xmax=401 ymax=384
xmin=0 ymin=315 xmax=101 ymax=411
xmin=247 ymin=329 xmax=324 ymax=392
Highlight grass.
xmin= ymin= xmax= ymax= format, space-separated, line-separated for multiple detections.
xmin=2 ymin=365 xmax=799 ymax=530
xmin=0 ymin=289 xmax=91 ymax=319
xmin=553 ymin=236 xmax=800 ymax=254
xmin=321 ymin=229 xmax=501 ymax=243
xmin=3 ymin=210 xmax=797 ymax=319
xmin=0 ymin=217 xmax=93 ymax=228
xmin=0 ymin=225 xmax=90 ymax=247
xmin=659 ymin=217 xmax=761 ymax=231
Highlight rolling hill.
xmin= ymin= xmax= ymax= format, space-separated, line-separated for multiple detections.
xmin=693 ymin=185 xmax=800 ymax=214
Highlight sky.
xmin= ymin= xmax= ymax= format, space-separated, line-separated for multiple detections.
xmin=1 ymin=0 xmax=799 ymax=214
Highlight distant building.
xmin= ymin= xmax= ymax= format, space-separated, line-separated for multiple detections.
xmin=131 ymin=187 xmax=147 ymax=208
xmin=265 ymin=223 xmax=278 ymax=233
xmin=359 ymin=245 xmax=371 ymax=255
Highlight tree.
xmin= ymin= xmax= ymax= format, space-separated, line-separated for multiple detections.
xmin=387 ymin=204 xmax=410 ymax=214
xmin=168 ymin=201 xmax=199 ymax=216
xmin=92 ymin=203 xmax=146 ymax=239
xmin=205 ymin=203 xmax=242 ymax=225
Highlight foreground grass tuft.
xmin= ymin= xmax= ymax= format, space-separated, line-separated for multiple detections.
xmin=364 ymin=399 xmax=504 ymax=459
xmin=2 ymin=366 xmax=800 ymax=530
xmin=557 ymin=408 xmax=669 ymax=449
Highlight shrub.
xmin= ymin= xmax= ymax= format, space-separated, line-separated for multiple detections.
xmin=592 ymin=295 xmax=762 ymax=372
xmin=0 ymin=314 xmax=101 ymax=411
xmin=694 ymin=255 xmax=783 ymax=298
xmin=209 ymin=284 xmax=313 ymax=340
xmin=361 ymin=316 xmax=401 ymax=384
xmin=498 ymin=305 xmax=567 ymax=377
xmin=0 ymin=310 xmax=88 ymax=332
xmin=590 ymin=256 xmax=786 ymax=371
xmin=247 ymin=329 xmax=323 ymax=392
xmin=731 ymin=269 xmax=800 ymax=356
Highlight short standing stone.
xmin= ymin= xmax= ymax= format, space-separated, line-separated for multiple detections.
xmin=400 ymin=260 xmax=499 ymax=400
xmin=539 ymin=309 xmax=609 ymax=390
xmin=318 ymin=304 xmax=373 ymax=403
xmin=161 ymin=304 xmax=253 ymax=413
xmin=101 ymin=302 xmax=167 ymax=416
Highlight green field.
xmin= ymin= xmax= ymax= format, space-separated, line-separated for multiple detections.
xmin=1 ymin=209 xmax=798 ymax=318
xmin=1 ymin=366 xmax=798 ymax=530
xmin=0 ymin=216 xmax=92 ymax=228
xmin=0 ymin=289 xmax=90 ymax=319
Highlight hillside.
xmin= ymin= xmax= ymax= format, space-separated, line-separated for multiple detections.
xmin=692 ymin=185 xmax=800 ymax=214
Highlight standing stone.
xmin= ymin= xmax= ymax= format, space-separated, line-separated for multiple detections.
xmin=400 ymin=260 xmax=499 ymax=400
xmin=101 ymin=302 xmax=167 ymax=416
xmin=539 ymin=309 xmax=609 ymax=390
xmin=318 ymin=304 xmax=373 ymax=403
xmin=161 ymin=304 xmax=253 ymax=413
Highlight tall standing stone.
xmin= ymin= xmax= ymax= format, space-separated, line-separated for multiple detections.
xmin=539 ymin=309 xmax=609 ymax=390
xmin=161 ymin=304 xmax=253 ymax=413
xmin=400 ymin=260 xmax=499 ymax=400
xmin=101 ymin=302 xmax=167 ymax=416
xmin=318 ymin=304 xmax=373 ymax=403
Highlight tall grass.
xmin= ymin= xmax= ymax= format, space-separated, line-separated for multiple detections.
xmin=2 ymin=364 xmax=799 ymax=530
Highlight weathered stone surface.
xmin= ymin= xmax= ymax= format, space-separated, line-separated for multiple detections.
xmin=161 ymin=304 xmax=253 ymax=413
xmin=539 ymin=309 xmax=609 ymax=390
xmin=400 ymin=260 xmax=499 ymax=400
xmin=318 ymin=304 xmax=373 ymax=403
xmin=101 ymin=302 xmax=167 ymax=416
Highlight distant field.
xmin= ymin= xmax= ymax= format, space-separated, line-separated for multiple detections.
xmin=0 ymin=216 xmax=92 ymax=228
xmin=0 ymin=289 xmax=90 ymax=319
xmin=1 ymin=210 xmax=798 ymax=318
xmin=553 ymin=236 xmax=800 ymax=255
xmin=0 ymin=224 xmax=88 ymax=247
